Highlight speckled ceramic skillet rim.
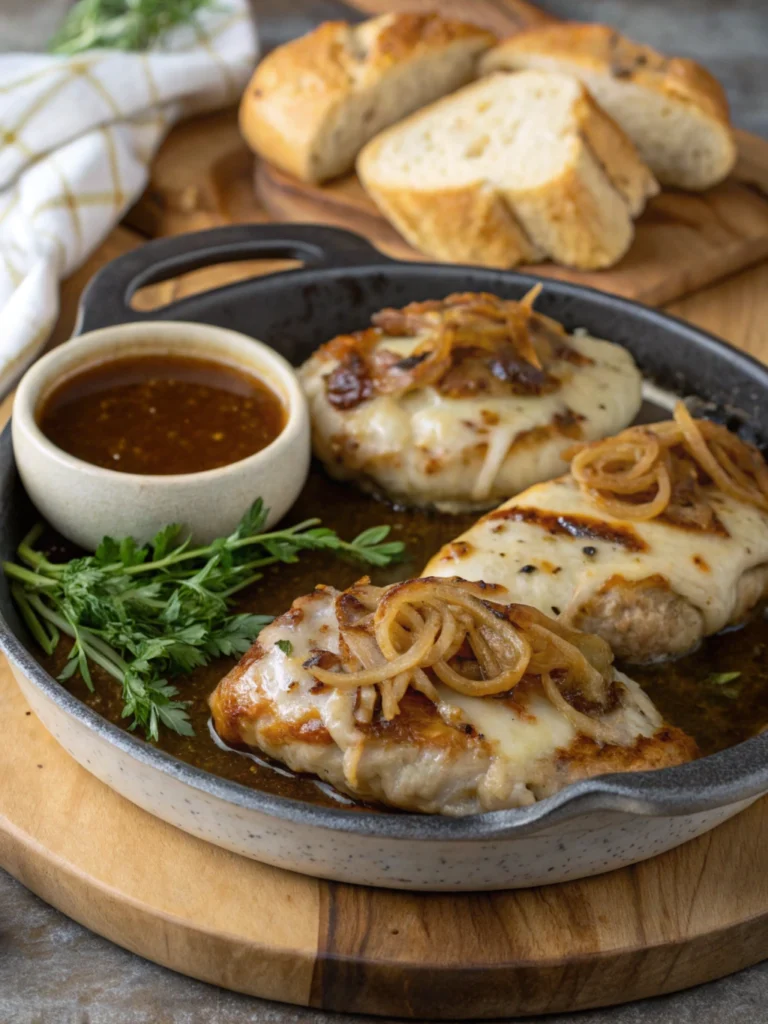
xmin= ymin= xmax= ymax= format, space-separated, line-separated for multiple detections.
xmin=2 ymin=222 xmax=768 ymax=843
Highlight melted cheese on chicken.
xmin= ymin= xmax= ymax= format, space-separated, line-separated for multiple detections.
xmin=300 ymin=333 xmax=642 ymax=512
xmin=210 ymin=586 xmax=695 ymax=815
xmin=425 ymin=475 xmax=768 ymax=646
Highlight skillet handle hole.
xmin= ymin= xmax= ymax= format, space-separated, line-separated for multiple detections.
xmin=130 ymin=258 xmax=304 ymax=312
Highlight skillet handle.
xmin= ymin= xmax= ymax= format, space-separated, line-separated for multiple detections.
xmin=76 ymin=224 xmax=391 ymax=334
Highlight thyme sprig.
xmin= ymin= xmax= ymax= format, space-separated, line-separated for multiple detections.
xmin=4 ymin=500 xmax=404 ymax=741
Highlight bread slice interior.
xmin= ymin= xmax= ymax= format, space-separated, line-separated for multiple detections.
xmin=358 ymin=70 xmax=658 ymax=269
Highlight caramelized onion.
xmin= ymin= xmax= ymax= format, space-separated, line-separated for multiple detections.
xmin=567 ymin=402 xmax=768 ymax=522
xmin=505 ymin=283 xmax=544 ymax=369
xmin=540 ymin=672 xmax=619 ymax=745
xmin=675 ymin=402 xmax=768 ymax=511
xmin=297 ymin=577 xmax=616 ymax=728
xmin=325 ymin=288 xmax=573 ymax=408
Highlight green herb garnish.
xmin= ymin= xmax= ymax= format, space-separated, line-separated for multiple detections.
xmin=48 ymin=0 xmax=217 ymax=55
xmin=3 ymin=500 xmax=404 ymax=741
xmin=706 ymin=671 xmax=743 ymax=699
xmin=275 ymin=639 xmax=293 ymax=656
xmin=706 ymin=671 xmax=742 ymax=685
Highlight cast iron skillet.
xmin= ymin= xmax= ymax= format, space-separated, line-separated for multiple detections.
xmin=3 ymin=222 xmax=768 ymax=840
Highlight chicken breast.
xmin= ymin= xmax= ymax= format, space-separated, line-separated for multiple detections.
xmin=210 ymin=578 xmax=695 ymax=815
xmin=425 ymin=411 xmax=768 ymax=662
xmin=299 ymin=292 xmax=642 ymax=512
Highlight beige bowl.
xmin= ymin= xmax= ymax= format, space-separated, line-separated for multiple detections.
xmin=12 ymin=321 xmax=311 ymax=551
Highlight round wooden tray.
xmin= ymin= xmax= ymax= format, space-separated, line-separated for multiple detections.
xmin=2 ymin=663 xmax=768 ymax=1019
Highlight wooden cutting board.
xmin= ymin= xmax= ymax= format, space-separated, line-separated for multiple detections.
xmin=256 ymin=131 xmax=768 ymax=306
xmin=3 ymin=662 xmax=768 ymax=1019
xmin=126 ymin=100 xmax=768 ymax=310
xmin=126 ymin=108 xmax=768 ymax=310
xmin=228 ymin=0 xmax=768 ymax=307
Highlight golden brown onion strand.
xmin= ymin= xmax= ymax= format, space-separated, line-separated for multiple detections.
xmin=300 ymin=578 xmax=615 ymax=726
xmin=567 ymin=402 xmax=768 ymax=521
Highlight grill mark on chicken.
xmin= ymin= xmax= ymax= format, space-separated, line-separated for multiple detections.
xmin=596 ymin=572 xmax=671 ymax=595
xmin=443 ymin=540 xmax=475 ymax=559
xmin=488 ymin=506 xmax=648 ymax=552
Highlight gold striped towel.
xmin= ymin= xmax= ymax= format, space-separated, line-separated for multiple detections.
xmin=0 ymin=1 xmax=257 ymax=392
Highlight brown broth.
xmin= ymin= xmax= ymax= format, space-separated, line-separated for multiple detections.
xmin=34 ymin=465 xmax=768 ymax=813
xmin=38 ymin=354 xmax=285 ymax=475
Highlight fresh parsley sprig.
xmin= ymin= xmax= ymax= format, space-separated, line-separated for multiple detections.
xmin=4 ymin=500 xmax=404 ymax=742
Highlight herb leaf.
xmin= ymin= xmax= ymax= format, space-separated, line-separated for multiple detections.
xmin=4 ymin=500 xmax=404 ymax=740
xmin=151 ymin=523 xmax=183 ymax=562
xmin=94 ymin=536 xmax=120 ymax=567
xmin=119 ymin=536 xmax=147 ymax=568
xmin=48 ymin=0 xmax=218 ymax=55
xmin=353 ymin=525 xmax=391 ymax=547
xmin=275 ymin=639 xmax=293 ymax=656
xmin=707 ymin=671 xmax=742 ymax=685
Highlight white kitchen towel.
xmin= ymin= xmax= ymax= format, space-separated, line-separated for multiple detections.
xmin=0 ymin=2 xmax=258 ymax=392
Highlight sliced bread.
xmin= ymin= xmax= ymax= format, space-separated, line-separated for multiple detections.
xmin=481 ymin=24 xmax=736 ymax=191
xmin=357 ymin=70 xmax=658 ymax=270
xmin=240 ymin=14 xmax=495 ymax=183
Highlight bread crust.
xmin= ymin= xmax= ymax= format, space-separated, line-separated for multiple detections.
xmin=483 ymin=23 xmax=732 ymax=125
xmin=575 ymin=90 xmax=659 ymax=217
xmin=240 ymin=21 xmax=349 ymax=182
xmin=359 ymin=174 xmax=543 ymax=267
xmin=240 ymin=14 xmax=495 ymax=183
xmin=503 ymin=140 xmax=635 ymax=270
xmin=482 ymin=23 xmax=735 ymax=190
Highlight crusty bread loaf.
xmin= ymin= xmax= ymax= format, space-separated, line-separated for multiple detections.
xmin=357 ymin=70 xmax=658 ymax=270
xmin=481 ymin=24 xmax=736 ymax=191
xmin=240 ymin=14 xmax=495 ymax=183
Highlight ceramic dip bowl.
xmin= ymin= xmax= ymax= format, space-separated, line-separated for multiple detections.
xmin=12 ymin=321 xmax=310 ymax=551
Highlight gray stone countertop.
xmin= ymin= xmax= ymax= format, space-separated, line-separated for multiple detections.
xmin=3 ymin=0 xmax=768 ymax=1021
xmin=1 ymin=865 xmax=767 ymax=1023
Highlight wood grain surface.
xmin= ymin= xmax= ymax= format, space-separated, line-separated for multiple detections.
xmin=126 ymin=107 xmax=768 ymax=309
xmin=2 ymin=139 xmax=768 ymax=1014
xmin=254 ymin=130 xmax=768 ymax=306
xmin=2 ymin=656 xmax=768 ymax=1018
